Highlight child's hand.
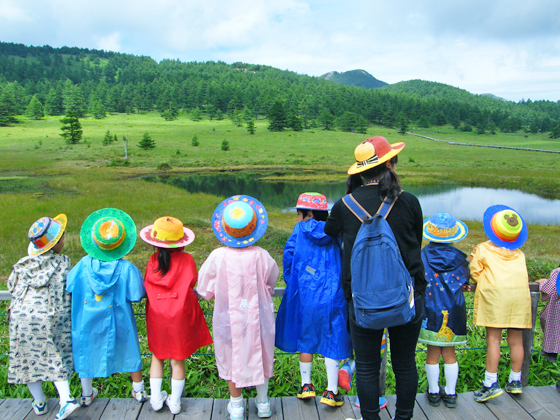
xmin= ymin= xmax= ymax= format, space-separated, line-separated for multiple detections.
xmin=461 ymin=283 xmax=472 ymax=292
xmin=535 ymin=278 xmax=547 ymax=284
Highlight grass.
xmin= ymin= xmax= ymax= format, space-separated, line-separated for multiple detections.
xmin=0 ymin=111 xmax=559 ymax=399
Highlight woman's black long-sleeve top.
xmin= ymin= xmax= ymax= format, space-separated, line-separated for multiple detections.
xmin=324 ymin=184 xmax=427 ymax=300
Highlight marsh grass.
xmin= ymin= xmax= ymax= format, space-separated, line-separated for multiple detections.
xmin=1 ymin=112 xmax=559 ymax=399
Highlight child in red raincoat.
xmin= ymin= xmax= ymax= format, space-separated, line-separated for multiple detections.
xmin=140 ymin=216 xmax=212 ymax=415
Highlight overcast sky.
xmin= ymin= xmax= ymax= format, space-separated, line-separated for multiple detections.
xmin=1 ymin=0 xmax=559 ymax=102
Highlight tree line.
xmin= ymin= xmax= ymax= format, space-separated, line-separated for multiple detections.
xmin=1 ymin=41 xmax=560 ymax=138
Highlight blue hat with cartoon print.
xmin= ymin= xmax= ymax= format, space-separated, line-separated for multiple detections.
xmin=423 ymin=213 xmax=468 ymax=243
xmin=212 ymin=195 xmax=268 ymax=248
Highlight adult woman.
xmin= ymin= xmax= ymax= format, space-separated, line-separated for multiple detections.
xmin=324 ymin=136 xmax=426 ymax=420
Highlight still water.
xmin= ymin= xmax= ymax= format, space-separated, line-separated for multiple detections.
xmin=143 ymin=173 xmax=560 ymax=225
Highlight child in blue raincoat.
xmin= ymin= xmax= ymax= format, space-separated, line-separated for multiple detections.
xmin=66 ymin=208 xmax=147 ymax=407
xmin=418 ymin=213 xmax=470 ymax=409
xmin=275 ymin=193 xmax=352 ymax=407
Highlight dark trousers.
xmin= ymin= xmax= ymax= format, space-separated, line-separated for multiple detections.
xmin=349 ymin=294 xmax=424 ymax=420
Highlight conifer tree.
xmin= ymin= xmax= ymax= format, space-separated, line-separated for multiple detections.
xmin=138 ymin=132 xmax=156 ymax=150
xmin=60 ymin=111 xmax=83 ymax=144
xmin=26 ymin=94 xmax=44 ymax=120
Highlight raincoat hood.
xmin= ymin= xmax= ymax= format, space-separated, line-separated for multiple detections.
xmin=84 ymin=255 xmax=121 ymax=295
xmin=10 ymin=251 xmax=66 ymax=290
xmin=423 ymin=242 xmax=468 ymax=272
xmin=300 ymin=219 xmax=333 ymax=246
xmin=481 ymin=240 xmax=521 ymax=261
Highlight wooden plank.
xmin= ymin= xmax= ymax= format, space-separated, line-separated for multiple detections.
xmin=346 ymin=395 xmax=391 ymax=420
xmin=175 ymin=398 xmax=213 ymax=420
xmin=70 ymin=398 xmax=110 ymax=420
xmin=483 ymin=393 xmax=533 ymax=420
xmin=99 ymin=398 xmax=143 ymax=420
xmin=533 ymin=386 xmax=560 ymax=412
xmin=280 ymin=396 xmax=319 ymax=420
xmin=515 ymin=387 xmax=558 ymax=420
xmin=416 ymin=392 xmax=463 ymax=420
xmin=211 ymin=399 xmax=247 ymax=420
xmin=247 ymin=398 xmax=282 ymax=420
xmin=456 ymin=392 xmax=499 ymax=419
xmin=137 ymin=399 xmax=172 ymax=420
xmin=314 ymin=395 xmax=356 ymax=420
xmin=385 ymin=394 xmax=428 ymax=420
xmin=0 ymin=398 xmax=32 ymax=420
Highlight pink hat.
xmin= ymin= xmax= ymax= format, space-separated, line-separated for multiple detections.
xmin=140 ymin=216 xmax=195 ymax=248
xmin=295 ymin=192 xmax=328 ymax=211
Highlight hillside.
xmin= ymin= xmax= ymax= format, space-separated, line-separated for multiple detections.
xmin=320 ymin=69 xmax=387 ymax=89
xmin=0 ymin=41 xmax=559 ymax=137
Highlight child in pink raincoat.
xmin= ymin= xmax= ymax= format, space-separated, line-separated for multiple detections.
xmin=197 ymin=195 xmax=279 ymax=420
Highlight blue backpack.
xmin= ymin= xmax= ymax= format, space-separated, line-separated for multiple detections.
xmin=342 ymin=193 xmax=415 ymax=330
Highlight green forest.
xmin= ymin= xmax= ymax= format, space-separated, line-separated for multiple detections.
xmin=1 ymin=41 xmax=560 ymax=137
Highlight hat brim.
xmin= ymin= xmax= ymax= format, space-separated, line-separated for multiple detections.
xmin=212 ymin=195 xmax=268 ymax=248
xmin=347 ymin=142 xmax=405 ymax=175
xmin=28 ymin=214 xmax=67 ymax=256
xmin=422 ymin=218 xmax=468 ymax=243
xmin=483 ymin=204 xmax=528 ymax=250
xmin=140 ymin=225 xmax=195 ymax=248
xmin=80 ymin=208 xmax=137 ymax=261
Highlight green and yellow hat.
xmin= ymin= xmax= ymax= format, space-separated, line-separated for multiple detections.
xmin=80 ymin=208 xmax=137 ymax=261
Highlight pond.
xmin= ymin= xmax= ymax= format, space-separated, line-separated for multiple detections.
xmin=142 ymin=173 xmax=560 ymax=225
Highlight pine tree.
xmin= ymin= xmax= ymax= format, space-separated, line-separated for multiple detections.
xmin=60 ymin=111 xmax=83 ymax=144
xmin=267 ymin=99 xmax=287 ymax=132
xmin=26 ymin=94 xmax=44 ymax=120
xmin=138 ymin=132 xmax=156 ymax=150
xmin=246 ymin=119 xmax=256 ymax=134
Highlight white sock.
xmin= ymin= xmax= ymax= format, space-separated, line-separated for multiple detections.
xmin=484 ymin=371 xmax=498 ymax=388
xmin=300 ymin=361 xmax=312 ymax=386
xmin=509 ymin=370 xmax=522 ymax=382
xmin=27 ymin=381 xmax=46 ymax=403
xmin=444 ymin=363 xmax=459 ymax=395
xmin=425 ymin=363 xmax=440 ymax=394
xmin=325 ymin=358 xmax=340 ymax=392
xmin=170 ymin=379 xmax=184 ymax=405
xmin=80 ymin=377 xmax=94 ymax=397
xmin=150 ymin=378 xmax=163 ymax=401
xmin=230 ymin=394 xmax=243 ymax=408
xmin=256 ymin=377 xmax=269 ymax=404
xmin=54 ymin=380 xmax=72 ymax=403
xmin=133 ymin=380 xmax=145 ymax=393
xmin=347 ymin=358 xmax=356 ymax=372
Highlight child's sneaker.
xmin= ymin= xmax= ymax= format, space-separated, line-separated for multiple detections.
xmin=474 ymin=382 xmax=503 ymax=402
xmin=441 ymin=390 xmax=457 ymax=408
xmin=227 ymin=401 xmax=244 ymax=420
xmin=320 ymin=390 xmax=344 ymax=407
xmin=297 ymin=383 xmax=316 ymax=399
xmin=131 ymin=388 xmax=148 ymax=403
xmin=150 ymin=390 xmax=167 ymax=412
xmin=426 ymin=389 xmax=442 ymax=407
xmin=255 ymin=398 xmax=272 ymax=418
xmin=338 ymin=362 xmax=354 ymax=391
xmin=355 ymin=396 xmax=387 ymax=409
xmin=165 ymin=395 xmax=181 ymax=415
xmin=32 ymin=400 xmax=48 ymax=416
xmin=55 ymin=399 xmax=80 ymax=420
xmin=80 ymin=388 xmax=98 ymax=407
xmin=505 ymin=380 xmax=523 ymax=394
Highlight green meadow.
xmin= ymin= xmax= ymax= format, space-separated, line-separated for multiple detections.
xmin=0 ymin=112 xmax=559 ymax=400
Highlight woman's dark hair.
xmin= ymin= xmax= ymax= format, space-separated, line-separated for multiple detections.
xmin=155 ymin=248 xmax=173 ymax=277
xmin=359 ymin=155 xmax=401 ymax=200
xmin=346 ymin=174 xmax=363 ymax=194
xmin=297 ymin=209 xmax=329 ymax=222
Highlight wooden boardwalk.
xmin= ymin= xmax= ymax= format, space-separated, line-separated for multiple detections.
xmin=1 ymin=386 xmax=560 ymax=420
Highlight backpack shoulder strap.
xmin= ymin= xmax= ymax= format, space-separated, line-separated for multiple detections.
xmin=342 ymin=193 xmax=372 ymax=222
xmin=376 ymin=191 xmax=401 ymax=220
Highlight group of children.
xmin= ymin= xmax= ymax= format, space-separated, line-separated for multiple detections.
xmin=6 ymin=187 xmax=557 ymax=419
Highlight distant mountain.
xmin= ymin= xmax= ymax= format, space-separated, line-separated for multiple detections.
xmin=481 ymin=93 xmax=507 ymax=102
xmin=320 ymin=70 xmax=388 ymax=89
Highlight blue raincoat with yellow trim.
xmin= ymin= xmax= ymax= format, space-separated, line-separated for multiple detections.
xmin=66 ymin=256 xmax=145 ymax=378
xmin=275 ymin=219 xmax=352 ymax=359
xmin=419 ymin=242 xmax=469 ymax=346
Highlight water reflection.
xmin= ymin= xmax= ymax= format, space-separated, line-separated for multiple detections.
xmin=143 ymin=173 xmax=560 ymax=225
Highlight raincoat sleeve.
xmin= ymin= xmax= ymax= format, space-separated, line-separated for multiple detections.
xmin=324 ymin=200 xmax=343 ymax=238
xmin=7 ymin=269 xmax=18 ymax=294
xmin=265 ymin=251 xmax=279 ymax=295
xmin=66 ymin=257 xmax=83 ymax=293
xmin=187 ymin=253 xmax=198 ymax=289
xmin=469 ymin=245 xmax=484 ymax=284
xmin=197 ymin=251 xmax=217 ymax=300
xmin=540 ymin=269 xmax=560 ymax=303
xmin=282 ymin=227 xmax=297 ymax=285
xmin=124 ymin=261 xmax=146 ymax=302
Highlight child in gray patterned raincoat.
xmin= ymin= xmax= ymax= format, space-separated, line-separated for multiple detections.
xmin=8 ymin=214 xmax=80 ymax=420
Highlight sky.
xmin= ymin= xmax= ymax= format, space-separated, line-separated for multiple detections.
xmin=1 ymin=0 xmax=560 ymax=102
